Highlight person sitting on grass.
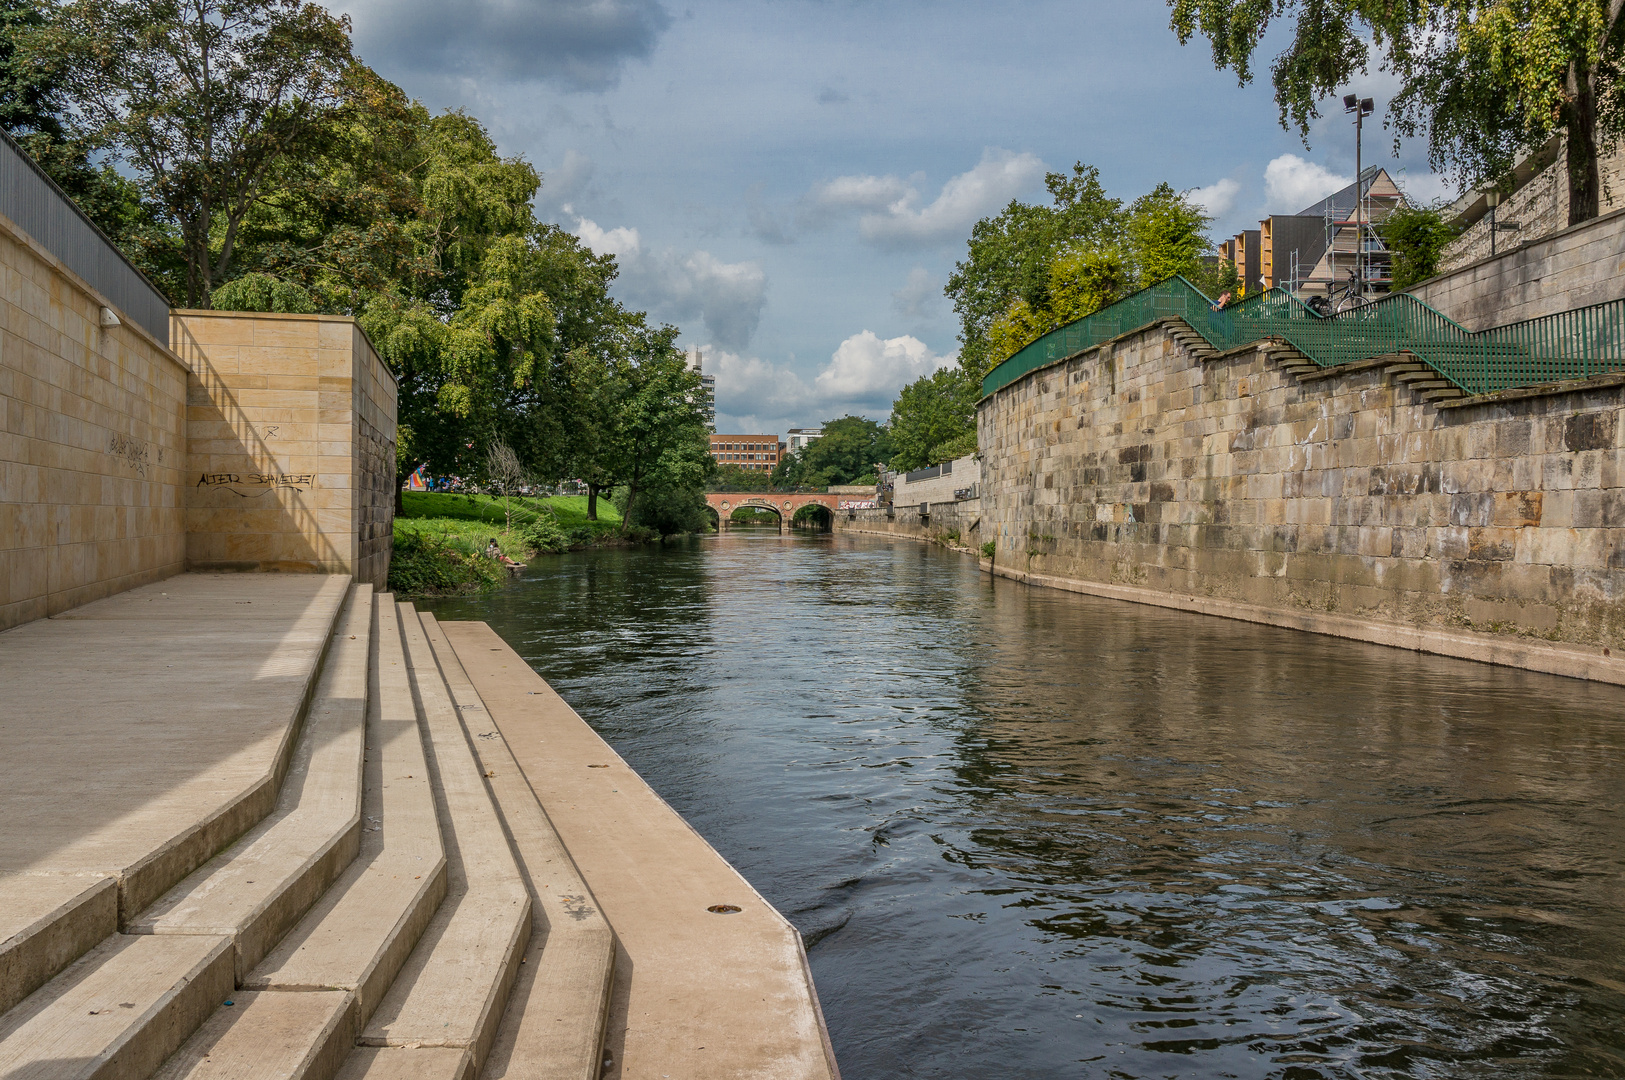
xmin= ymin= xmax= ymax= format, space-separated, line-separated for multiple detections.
xmin=485 ymin=538 xmax=524 ymax=570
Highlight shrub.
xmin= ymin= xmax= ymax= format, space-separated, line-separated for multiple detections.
xmin=981 ymin=540 xmax=996 ymax=558
xmin=521 ymin=512 xmax=569 ymax=554
xmin=389 ymin=528 xmax=502 ymax=595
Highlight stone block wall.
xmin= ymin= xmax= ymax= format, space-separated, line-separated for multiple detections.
xmin=1439 ymin=143 xmax=1625 ymax=274
xmin=0 ymin=210 xmax=186 ymax=631
xmin=1409 ymin=205 xmax=1625 ymax=331
xmin=171 ymin=312 xmax=397 ymax=588
xmin=837 ymin=499 xmax=982 ymax=545
xmin=978 ymin=321 xmax=1625 ymax=654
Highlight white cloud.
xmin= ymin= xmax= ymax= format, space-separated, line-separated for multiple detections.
xmin=793 ymin=149 xmax=1045 ymax=249
xmin=808 ymin=174 xmax=914 ymax=215
xmin=816 ymin=331 xmax=954 ymax=402
xmin=574 ymin=218 xmax=767 ymax=351
xmin=706 ymin=330 xmax=957 ymax=431
xmin=1393 ymin=170 xmax=1459 ymax=206
xmin=891 ymin=267 xmax=938 ymax=320
xmin=1264 ymin=154 xmax=1351 ymax=215
xmin=858 ymin=149 xmax=1045 ymax=249
xmin=576 ymin=218 xmax=642 ymax=258
xmin=1189 ymin=177 xmax=1241 ymax=218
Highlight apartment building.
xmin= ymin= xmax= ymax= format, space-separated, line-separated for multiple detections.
xmin=710 ymin=433 xmax=781 ymax=473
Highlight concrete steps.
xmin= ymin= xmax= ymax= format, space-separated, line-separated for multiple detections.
xmin=0 ymin=932 xmax=234 ymax=1080
xmin=130 ymin=586 xmax=374 ymax=982
xmin=150 ymin=991 xmax=356 ymax=1080
xmin=0 ymin=587 xmax=623 ymax=1080
xmin=244 ymin=596 xmax=447 ymax=1023
xmin=355 ymin=605 xmax=532 ymax=1073
xmin=0 ymin=575 xmax=352 ymax=1016
xmin=418 ymin=613 xmax=615 ymax=1080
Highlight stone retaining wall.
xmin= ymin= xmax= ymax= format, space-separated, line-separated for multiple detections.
xmin=1409 ymin=205 xmax=1625 ymax=331
xmin=836 ymin=499 xmax=982 ymax=545
xmin=977 ymin=319 xmax=1625 ymax=662
xmin=0 ymin=210 xmax=187 ymax=631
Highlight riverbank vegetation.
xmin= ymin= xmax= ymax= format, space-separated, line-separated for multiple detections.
xmin=391 ymin=492 xmax=627 ymax=595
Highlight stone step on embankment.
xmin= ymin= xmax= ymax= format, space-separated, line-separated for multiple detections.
xmin=0 ymin=575 xmax=352 ymax=1017
xmin=151 ymin=594 xmax=453 ymax=1080
xmin=418 ymin=612 xmax=615 ymax=1080
xmin=0 ymin=580 xmax=358 ymax=1080
xmin=340 ymin=603 xmax=531 ymax=1079
xmin=150 ymin=991 xmax=356 ymax=1080
xmin=0 ymin=933 xmax=234 ymax=1080
xmin=129 ymin=586 xmax=374 ymax=983
xmin=439 ymin=621 xmax=841 ymax=1080
xmin=246 ymin=594 xmax=448 ymax=1025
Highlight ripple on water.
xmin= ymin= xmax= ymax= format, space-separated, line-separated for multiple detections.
xmin=421 ymin=532 xmax=1625 ymax=1080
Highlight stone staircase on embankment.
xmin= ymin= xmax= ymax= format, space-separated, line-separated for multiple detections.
xmin=1164 ymin=320 xmax=1471 ymax=405
xmin=0 ymin=578 xmax=615 ymax=1080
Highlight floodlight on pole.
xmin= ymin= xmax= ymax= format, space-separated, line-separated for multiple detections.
xmin=1344 ymin=94 xmax=1376 ymax=293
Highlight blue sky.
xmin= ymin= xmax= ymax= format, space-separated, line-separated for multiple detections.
xmin=336 ymin=0 xmax=1454 ymax=435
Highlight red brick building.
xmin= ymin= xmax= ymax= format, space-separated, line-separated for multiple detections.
xmin=710 ymin=434 xmax=781 ymax=473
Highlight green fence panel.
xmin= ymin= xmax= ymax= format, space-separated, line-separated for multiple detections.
xmin=981 ymin=275 xmax=1625 ymax=399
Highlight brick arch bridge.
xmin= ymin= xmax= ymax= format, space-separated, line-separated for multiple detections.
xmin=705 ymin=492 xmax=838 ymax=532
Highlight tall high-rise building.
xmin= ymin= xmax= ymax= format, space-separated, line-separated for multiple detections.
xmin=687 ymin=346 xmax=716 ymax=431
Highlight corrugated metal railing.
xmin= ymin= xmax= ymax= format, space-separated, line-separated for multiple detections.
xmin=981 ymin=275 xmax=1625 ymax=399
xmin=0 ymin=129 xmax=170 ymax=342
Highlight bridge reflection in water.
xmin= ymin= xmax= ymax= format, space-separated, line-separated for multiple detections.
xmin=420 ymin=533 xmax=1625 ymax=1080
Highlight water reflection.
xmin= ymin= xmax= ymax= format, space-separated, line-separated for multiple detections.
xmin=421 ymin=533 xmax=1625 ymax=1079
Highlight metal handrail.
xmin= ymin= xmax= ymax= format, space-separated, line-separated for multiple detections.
xmin=981 ymin=275 xmax=1625 ymax=399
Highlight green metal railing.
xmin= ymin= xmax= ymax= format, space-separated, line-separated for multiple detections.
xmin=980 ymin=275 xmax=1625 ymax=399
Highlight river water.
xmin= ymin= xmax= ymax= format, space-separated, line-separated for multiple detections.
xmin=420 ymin=531 xmax=1625 ymax=1079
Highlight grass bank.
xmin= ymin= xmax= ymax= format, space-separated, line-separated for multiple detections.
xmin=389 ymin=492 xmax=624 ymax=596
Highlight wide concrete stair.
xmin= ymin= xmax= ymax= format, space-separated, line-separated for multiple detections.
xmin=0 ymin=584 xmax=616 ymax=1080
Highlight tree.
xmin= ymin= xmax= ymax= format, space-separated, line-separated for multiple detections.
xmin=599 ymin=336 xmax=711 ymax=533
xmin=1166 ymin=0 xmax=1625 ymax=226
xmin=485 ymin=440 xmax=526 ymax=533
xmin=888 ymin=366 xmax=979 ymax=473
xmin=946 ymin=163 xmax=1123 ymax=379
xmin=1379 ymin=202 xmax=1463 ymax=288
xmin=0 ymin=0 xmax=174 ymax=285
xmin=975 ymin=181 xmax=1214 ymax=370
xmin=40 ymin=0 xmax=355 ymax=306
xmin=789 ymin=416 xmax=892 ymax=486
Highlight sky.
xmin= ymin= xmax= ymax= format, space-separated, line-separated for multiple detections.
xmin=335 ymin=0 xmax=1457 ymax=436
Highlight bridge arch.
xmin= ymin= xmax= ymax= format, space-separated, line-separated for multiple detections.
xmin=704 ymin=491 xmax=841 ymax=534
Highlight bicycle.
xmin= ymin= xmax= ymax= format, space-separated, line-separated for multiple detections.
xmin=1307 ymin=269 xmax=1367 ymax=316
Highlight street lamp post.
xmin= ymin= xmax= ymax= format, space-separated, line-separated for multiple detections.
xmin=1343 ymin=94 xmax=1375 ymax=293
xmin=1487 ymin=188 xmax=1501 ymax=257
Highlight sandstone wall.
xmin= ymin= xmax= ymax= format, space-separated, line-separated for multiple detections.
xmin=978 ymin=320 xmax=1625 ymax=663
xmin=172 ymin=312 xmax=397 ymax=588
xmin=0 ymin=210 xmax=186 ymax=631
xmin=1439 ymin=143 xmax=1625 ymax=274
xmin=836 ymin=499 xmax=982 ymax=545
xmin=1409 ymin=205 xmax=1625 ymax=331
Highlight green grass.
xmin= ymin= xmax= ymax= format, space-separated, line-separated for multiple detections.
xmin=389 ymin=492 xmax=626 ymax=596
xmin=399 ymin=491 xmax=621 ymax=531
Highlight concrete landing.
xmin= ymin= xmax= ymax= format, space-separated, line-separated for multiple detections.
xmin=0 ymin=572 xmax=350 ymax=1009
xmin=439 ymin=621 xmax=840 ymax=1080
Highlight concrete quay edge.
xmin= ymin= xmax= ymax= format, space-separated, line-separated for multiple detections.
xmin=439 ymin=621 xmax=843 ymax=1080
xmin=984 ymin=559 xmax=1625 ymax=686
